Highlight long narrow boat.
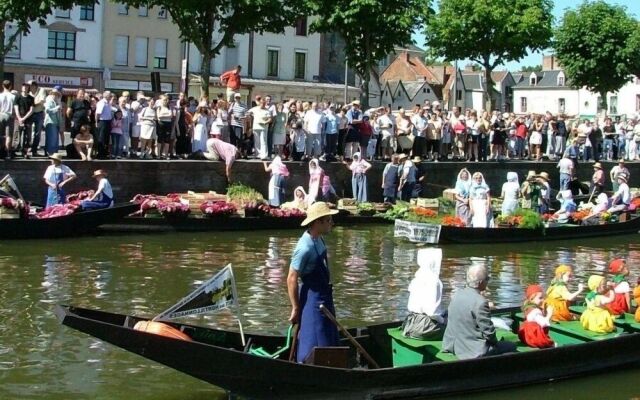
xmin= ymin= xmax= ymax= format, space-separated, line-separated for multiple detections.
xmin=395 ymin=213 xmax=640 ymax=244
xmin=56 ymin=304 xmax=640 ymax=399
xmin=99 ymin=212 xmax=391 ymax=233
xmin=0 ymin=203 xmax=138 ymax=239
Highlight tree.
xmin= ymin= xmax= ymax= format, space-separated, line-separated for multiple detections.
xmin=521 ymin=65 xmax=542 ymax=73
xmin=554 ymin=1 xmax=640 ymax=112
xmin=424 ymin=0 xmax=553 ymax=111
xmin=0 ymin=0 xmax=92 ymax=80
xmin=306 ymin=0 xmax=429 ymax=108
xmin=126 ymin=0 xmax=300 ymax=96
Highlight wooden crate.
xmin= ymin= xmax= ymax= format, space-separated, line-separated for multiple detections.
xmin=0 ymin=207 xmax=20 ymax=219
xmin=338 ymin=198 xmax=357 ymax=208
xmin=442 ymin=189 xmax=456 ymax=202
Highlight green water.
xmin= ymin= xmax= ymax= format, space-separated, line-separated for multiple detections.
xmin=0 ymin=225 xmax=639 ymax=399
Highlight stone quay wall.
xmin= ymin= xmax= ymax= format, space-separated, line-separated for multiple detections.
xmin=3 ymin=160 xmax=637 ymax=204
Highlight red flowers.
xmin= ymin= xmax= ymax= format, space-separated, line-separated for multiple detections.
xmin=200 ymin=201 xmax=237 ymax=217
xmin=35 ymin=203 xmax=79 ymax=219
xmin=412 ymin=207 xmax=437 ymax=218
xmin=269 ymin=208 xmax=306 ymax=218
xmin=441 ymin=215 xmax=466 ymax=227
xmin=66 ymin=190 xmax=94 ymax=203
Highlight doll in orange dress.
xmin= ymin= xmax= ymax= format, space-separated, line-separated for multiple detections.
xmin=634 ymin=278 xmax=640 ymax=323
xmin=605 ymin=259 xmax=631 ymax=316
xmin=545 ymin=265 xmax=584 ymax=322
xmin=518 ymin=284 xmax=555 ymax=348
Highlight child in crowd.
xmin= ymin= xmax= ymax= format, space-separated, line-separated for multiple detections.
xmin=290 ymin=121 xmax=306 ymax=161
xmin=381 ymin=154 xmax=400 ymax=204
xmin=518 ymin=284 xmax=554 ymax=348
xmin=580 ymin=275 xmax=615 ymax=333
xmin=545 ymin=265 xmax=584 ymax=322
xmin=110 ymin=110 xmax=123 ymax=159
xmin=73 ymin=125 xmax=94 ymax=161
xmin=605 ymin=259 xmax=631 ymax=316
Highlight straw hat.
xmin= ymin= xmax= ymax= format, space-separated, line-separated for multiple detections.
xmin=398 ymin=153 xmax=408 ymax=161
xmin=351 ymin=100 xmax=361 ymax=106
xmin=526 ymin=170 xmax=536 ymax=180
xmin=537 ymin=172 xmax=550 ymax=181
xmin=301 ymin=202 xmax=339 ymax=227
xmin=49 ymin=153 xmax=63 ymax=162
xmin=233 ymin=92 xmax=242 ymax=98
xmin=412 ymin=156 xmax=422 ymax=163
xmin=593 ymin=162 xmax=602 ymax=169
xmin=616 ymin=174 xmax=628 ymax=183
xmin=92 ymin=169 xmax=107 ymax=178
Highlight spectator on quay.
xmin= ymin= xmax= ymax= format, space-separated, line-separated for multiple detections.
xmin=129 ymin=92 xmax=146 ymax=158
xmin=344 ymin=100 xmax=362 ymax=160
xmin=138 ymin=97 xmax=157 ymax=159
xmin=624 ymin=118 xmax=636 ymax=160
xmin=545 ymin=114 xmax=558 ymax=161
xmin=210 ymin=99 xmax=228 ymax=142
xmin=440 ymin=116 xmax=452 ymax=161
xmin=450 ymin=107 xmax=466 ymax=160
xmin=609 ymin=159 xmax=630 ymax=192
xmin=110 ymin=110 xmax=124 ymax=159
xmin=29 ymin=80 xmax=46 ymax=157
xmin=322 ymin=104 xmax=339 ymax=161
xmin=0 ymin=80 xmax=15 ymax=160
xmin=204 ymin=138 xmax=239 ymax=182
xmin=220 ymin=65 xmax=242 ymax=102
xmin=117 ymin=96 xmax=131 ymax=158
xmin=73 ymin=125 xmax=93 ymax=161
xmin=381 ymin=154 xmax=400 ymax=204
xmin=426 ymin=113 xmax=441 ymax=162
xmin=249 ymin=97 xmax=273 ymax=160
xmin=270 ymin=102 xmax=287 ymax=158
xmin=95 ymin=91 xmax=113 ymax=159
xmin=337 ymin=106 xmax=349 ymax=158
xmin=555 ymin=114 xmax=567 ymax=158
xmin=396 ymin=109 xmax=413 ymax=154
xmin=67 ymin=89 xmax=90 ymax=140
xmin=466 ymin=110 xmax=479 ymax=162
xmin=529 ymin=114 xmax=544 ymax=161
xmin=514 ymin=116 xmax=527 ymax=160
xmin=602 ymin=117 xmax=617 ymax=161
xmin=377 ymin=107 xmax=395 ymax=161
xmin=564 ymin=136 xmax=580 ymax=166
xmin=228 ymin=92 xmax=247 ymax=147
xmin=359 ymin=115 xmax=374 ymax=160
xmin=155 ymin=94 xmax=174 ymax=159
xmin=265 ymin=95 xmax=277 ymax=158
xmin=192 ymin=105 xmax=209 ymax=154
xmin=411 ymin=107 xmax=428 ymax=159
xmin=43 ymin=87 xmax=62 ymax=156
xmin=173 ymin=99 xmax=192 ymax=158
xmin=633 ymin=121 xmax=640 ymax=160
xmin=14 ymin=83 xmax=34 ymax=158
xmin=556 ymin=153 xmax=574 ymax=191
xmin=303 ymin=102 xmax=324 ymax=160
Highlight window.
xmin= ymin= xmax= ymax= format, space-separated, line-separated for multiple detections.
xmin=529 ymin=76 xmax=537 ymax=86
xmin=267 ymin=48 xmax=279 ymax=77
xmin=520 ymin=97 xmax=527 ymax=113
xmin=225 ymin=45 xmax=238 ymax=71
xmin=158 ymin=7 xmax=167 ymax=19
xmin=153 ymin=38 xmax=168 ymax=69
xmin=138 ymin=5 xmax=148 ymax=17
xmin=456 ymin=90 xmax=462 ymax=101
xmin=134 ymin=37 xmax=148 ymax=67
xmin=114 ymin=35 xmax=129 ymax=66
xmin=597 ymin=96 xmax=605 ymax=113
xmin=4 ymin=23 xmax=20 ymax=59
xmin=117 ymin=3 xmax=129 ymax=15
xmin=609 ymin=96 xmax=618 ymax=115
xmin=48 ymin=31 xmax=75 ymax=60
xmin=54 ymin=8 xmax=70 ymax=18
xmin=294 ymin=51 xmax=306 ymax=80
xmin=80 ymin=5 xmax=95 ymax=21
xmin=557 ymin=75 xmax=565 ymax=86
xmin=558 ymin=98 xmax=565 ymax=113
xmin=295 ymin=17 xmax=307 ymax=36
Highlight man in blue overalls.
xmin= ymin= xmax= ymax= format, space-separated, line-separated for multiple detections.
xmin=287 ymin=202 xmax=340 ymax=363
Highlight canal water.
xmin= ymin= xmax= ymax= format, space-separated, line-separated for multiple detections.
xmin=0 ymin=225 xmax=639 ymax=399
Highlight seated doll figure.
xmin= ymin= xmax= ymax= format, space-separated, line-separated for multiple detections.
xmin=580 ymin=275 xmax=615 ymax=334
xmin=545 ymin=265 xmax=584 ymax=322
xmin=401 ymin=248 xmax=446 ymax=340
xmin=518 ymin=285 xmax=554 ymax=348
xmin=634 ymin=278 xmax=640 ymax=323
xmin=605 ymin=259 xmax=631 ymax=316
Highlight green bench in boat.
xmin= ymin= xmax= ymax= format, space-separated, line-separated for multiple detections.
xmin=569 ymin=305 xmax=640 ymax=332
xmin=387 ymin=327 xmax=531 ymax=367
xmin=514 ymin=311 xmax=625 ymax=344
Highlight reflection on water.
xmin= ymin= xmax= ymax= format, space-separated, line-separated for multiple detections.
xmin=0 ymin=227 xmax=639 ymax=399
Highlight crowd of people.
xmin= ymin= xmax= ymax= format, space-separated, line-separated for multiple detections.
xmin=3 ymin=74 xmax=640 ymax=165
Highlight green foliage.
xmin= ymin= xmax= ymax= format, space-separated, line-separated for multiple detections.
xmin=437 ymin=196 xmax=455 ymax=214
xmin=521 ymin=65 xmax=543 ymax=73
xmin=226 ymin=183 xmax=264 ymax=204
xmin=306 ymin=0 xmax=430 ymax=107
xmin=356 ymin=202 xmax=375 ymax=211
xmin=124 ymin=0 xmax=301 ymax=95
xmin=554 ymin=1 xmax=640 ymax=108
xmin=424 ymin=0 xmax=553 ymax=109
xmin=380 ymin=201 xmax=410 ymax=221
xmin=514 ymin=209 xmax=544 ymax=229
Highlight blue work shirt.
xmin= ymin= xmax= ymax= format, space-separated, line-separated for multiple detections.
xmin=291 ymin=231 xmax=327 ymax=277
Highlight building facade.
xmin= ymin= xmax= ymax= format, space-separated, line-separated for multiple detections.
xmin=101 ymin=1 xmax=181 ymax=94
xmin=5 ymin=3 xmax=105 ymax=93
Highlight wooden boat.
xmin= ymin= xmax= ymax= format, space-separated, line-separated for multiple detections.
xmin=99 ymin=211 xmax=391 ymax=233
xmin=395 ymin=213 xmax=640 ymax=244
xmin=0 ymin=203 xmax=138 ymax=239
xmin=56 ymin=304 xmax=640 ymax=400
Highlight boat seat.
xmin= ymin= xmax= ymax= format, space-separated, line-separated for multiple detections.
xmin=248 ymin=325 xmax=294 ymax=359
xmin=387 ymin=327 xmax=529 ymax=367
xmin=515 ymin=311 xmax=624 ymax=341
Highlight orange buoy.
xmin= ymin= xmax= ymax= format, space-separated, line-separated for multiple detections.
xmin=133 ymin=321 xmax=192 ymax=341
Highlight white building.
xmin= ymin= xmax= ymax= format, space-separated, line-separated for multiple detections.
xmin=512 ymin=70 xmax=640 ymax=118
xmin=5 ymin=4 xmax=104 ymax=93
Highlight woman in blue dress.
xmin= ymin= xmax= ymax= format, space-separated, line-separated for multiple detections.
xmin=81 ymin=169 xmax=115 ymax=210
xmin=43 ymin=153 xmax=76 ymax=208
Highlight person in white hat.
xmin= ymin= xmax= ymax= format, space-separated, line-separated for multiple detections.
xmin=287 ymin=201 xmax=339 ymax=363
xmin=80 ymin=169 xmax=115 ymax=210
xmin=43 ymin=153 xmax=76 ymax=208
xmin=608 ymin=174 xmax=630 ymax=213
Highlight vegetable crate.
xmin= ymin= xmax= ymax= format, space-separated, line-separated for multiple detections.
xmin=442 ymin=189 xmax=456 ymax=202
xmin=0 ymin=207 xmax=20 ymax=219
xmin=410 ymin=198 xmax=439 ymax=211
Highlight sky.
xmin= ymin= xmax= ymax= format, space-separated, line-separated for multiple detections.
xmin=412 ymin=0 xmax=640 ymax=70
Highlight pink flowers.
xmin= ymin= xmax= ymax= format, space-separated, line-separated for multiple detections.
xmin=200 ymin=201 xmax=237 ymax=217
xmin=157 ymin=201 xmax=190 ymax=217
xmin=66 ymin=190 xmax=94 ymax=204
xmin=269 ymin=208 xmax=306 ymax=218
xmin=35 ymin=203 xmax=79 ymax=219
